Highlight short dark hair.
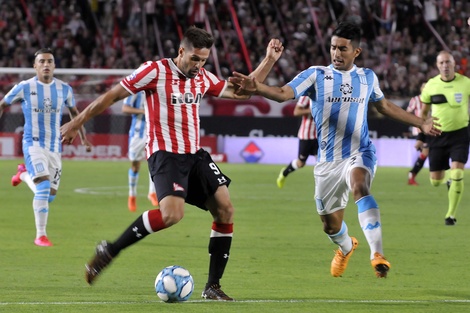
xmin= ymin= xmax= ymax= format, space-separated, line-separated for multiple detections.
xmin=34 ymin=48 xmax=54 ymax=57
xmin=180 ymin=26 xmax=214 ymax=50
xmin=332 ymin=21 xmax=362 ymax=48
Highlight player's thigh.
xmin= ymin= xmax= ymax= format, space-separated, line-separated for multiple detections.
xmin=449 ymin=141 xmax=470 ymax=165
xmin=186 ymin=149 xmax=232 ymax=211
xmin=24 ymin=146 xmax=50 ymax=181
xmin=298 ymin=139 xmax=318 ymax=160
xmin=148 ymin=151 xmax=192 ymax=202
xmin=344 ymin=151 xmax=376 ymax=189
xmin=428 ymin=147 xmax=450 ymax=172
xmin=314 ymin=160 xmax=349 ymax=215
xmin=47 ymin=150 xmax=62 ymax=190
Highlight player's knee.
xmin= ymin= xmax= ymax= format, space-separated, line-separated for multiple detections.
xmin=430 ymin=178 xmax=445 ymax=187
xmin=35 ymin=180 xmax=51 ymax=193
xmin=160 ymin=207 xmax=184 ymax=226
xmin=450 ymin=168 xmax=464 ymax=181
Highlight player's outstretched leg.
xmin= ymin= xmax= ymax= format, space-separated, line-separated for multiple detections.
xmin=85 ymin=241 xmax=115 ymax=285
xmin=11 ymin=163 xmax=26 ymax=186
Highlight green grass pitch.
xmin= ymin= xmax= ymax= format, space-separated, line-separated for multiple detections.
xmin=1 ymin=159 xmax=469 ymax=312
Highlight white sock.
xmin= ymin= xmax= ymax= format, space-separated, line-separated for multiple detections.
xmin=358 ymin=208 xmax=383 ymax=259
xmin=328 ymin=221 xmax=353 ymax=254
xmin=128 ymin=169 xmax=138 ymax=196
xmin=20 ymin=172 xmax=36 ymax=193
xmin=291 ymin=159 xmax=299 ymax=170
xmin=33 ymin=181 xmax=50 ymax=238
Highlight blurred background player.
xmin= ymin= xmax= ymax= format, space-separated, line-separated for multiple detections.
xmin=0 ymin=48 xmax=91 ymax=246
xmin=122 ymin=91 xmax=158 ymax=212
xmin=420 ymin=50 xmax=470 ymax=226
xmin=277 ymin=96 xmax=318 ymax=188
xmin=406 ymin=83 xmax=428 ymax=185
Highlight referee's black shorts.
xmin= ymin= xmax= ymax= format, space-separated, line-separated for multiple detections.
xmin=427 ymin=126 xmax=470 ymax=171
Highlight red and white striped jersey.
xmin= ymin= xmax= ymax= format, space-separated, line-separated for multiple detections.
xmin=406 ymin=95 xmax=425 ymax=136
xmin=120 ymin=59 xmax=227 ymax=157
xmin=296 ymin=96 xmax=317 ymax=140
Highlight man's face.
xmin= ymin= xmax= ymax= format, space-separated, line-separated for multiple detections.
xmin=34 ymin=53 xmax=55 ymax=81
xmin=436 ymin=53 xmax=455 ymax=81
xmin=178 ymin=46 xmax=211 ymax=78
xmin=330 ymin=36 xmax=360 ymax=71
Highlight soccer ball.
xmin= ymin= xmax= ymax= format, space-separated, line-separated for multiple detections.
xmin=154 ymin=265 xmax=194 ymax=302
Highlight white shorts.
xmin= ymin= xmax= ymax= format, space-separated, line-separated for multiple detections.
xmin=314 ymin=151 xmax=376 ymax=215
xmin=24 ymin=146 xmax=62 ymax=190
xmin=128 ymin=136 xmax=146 ymax=161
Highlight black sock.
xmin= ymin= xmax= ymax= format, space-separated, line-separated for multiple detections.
xmin=108 ymin=215 xmax=150 ymax=257
xmin=410 ymin=156 xmax=426 ymax=174
xmin=206 ymin=236 xmax=232 ymax=287
xmin=283 ymin=163 xmax=296 ymax=177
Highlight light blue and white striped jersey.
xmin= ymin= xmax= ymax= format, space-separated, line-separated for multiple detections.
xmin=123 ymin=91 xmax=146 ymax=139
xmin=287 ymin=64 xmax=384 ymax=163
xmin=4 ymin=76 xmax=75 ymax=153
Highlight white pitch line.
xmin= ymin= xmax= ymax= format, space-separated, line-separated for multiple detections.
xmin=1 ymin=299 xmax=470 ymax=305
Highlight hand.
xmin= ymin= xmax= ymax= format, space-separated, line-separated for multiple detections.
xmin=228 ymin=72 xmax=258 ymax=95
xmin=420 ymin=117 xmax=441 ymax=137
xmin=266 ymin=38 xmax=284 ymax=62
xmin=60 ymin=121 xmax=79 ymax=145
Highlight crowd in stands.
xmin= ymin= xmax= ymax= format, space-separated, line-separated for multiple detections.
xmin=1 ymin=0 xmax=470 ymax=101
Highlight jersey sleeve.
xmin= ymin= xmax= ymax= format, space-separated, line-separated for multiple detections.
xmin=3 ymin=82 xmax=25 ymax=106
xmin=65 ymin=85 xmax=76 ymax=108
xmin=369 ymin=71 xmax=384 ymax=102
xmin=201 ymin=68 xmax=227 ymax=97
xmin=287 ymin=67 xmax=317 ymax=99
xmin=120 ymin=62 xmax=156 ymax=95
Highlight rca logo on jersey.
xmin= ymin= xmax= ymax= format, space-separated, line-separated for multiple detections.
xmin=171 ymin=92 xmax=203 ymax=105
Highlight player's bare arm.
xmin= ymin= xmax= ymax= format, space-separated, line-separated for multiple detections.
xmin=293 ymin=105 xmax=311 ymax=117
xmin=122 ymin=105 xmax=145 ymax=115
xmin=68 ymin=106 xmax=92 ymax=152
xmin=61 ymin=83 xmax=130 ymax=144
xmin=222 ymin=38 xmax=283 ymax=99
xmin=374 ymin=98 xmax=441 ymax=136
xmin=0 ymin=100 xmax=8 ymax=119
xmin=229 ymin=71 xmax=295 ymax=102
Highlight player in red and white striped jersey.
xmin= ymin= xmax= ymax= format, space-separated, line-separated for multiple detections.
xmin=61 ymin=26 xmax=283 ymax=300
xmin=277 ymin=96 xmax=318 ymax=188
xmin=406 ymin=83 xmax=428 ymax=185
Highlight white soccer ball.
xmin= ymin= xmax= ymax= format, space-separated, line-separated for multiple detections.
xmin=154 ymin=265 xmax=194 ymax=302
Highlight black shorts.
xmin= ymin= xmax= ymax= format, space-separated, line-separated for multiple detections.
xmin=427 ymin=127 xmax=470 ymax=171
xmin=298 ymin=139 xmax=319 ymax=162
xmin=147 ymin=149 xmax=231 ymax=210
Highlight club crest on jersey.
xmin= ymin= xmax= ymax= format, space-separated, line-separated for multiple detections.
xmin=454 ymin=93 xmax=463 ymax=103
xmin=171 ymin=92 xmax=203 ymax=105
xmin=340 ymin=83 xmax=353 ymax=94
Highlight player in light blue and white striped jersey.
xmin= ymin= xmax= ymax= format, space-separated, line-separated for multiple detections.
xmin=0 ymin=48 xmax=91 ymax=247
xmin=122 ymin=91 xmax=158 ymax=212
xmin=230 ymin=21 xmax=441 ymax=278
